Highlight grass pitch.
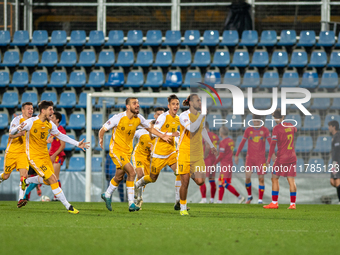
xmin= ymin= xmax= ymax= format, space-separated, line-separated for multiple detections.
xmin=0 ymin=201 xmax=339 ymax=255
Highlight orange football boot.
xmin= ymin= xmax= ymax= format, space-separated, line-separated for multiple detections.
xmin=263 ymin=202 xmax=279 ymax=209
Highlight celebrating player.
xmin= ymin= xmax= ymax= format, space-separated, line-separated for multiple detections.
xmin=264 ymin=109 xmax=297 ymax=210
xmin=328 ymin=120 xmax=340 ymax=203
xmin=235 ymin=114 xmax=272 ymax=204
xmin=214 ymin=126 xmax=245 ymax=204
xmin=99 ymin=97 xmax=172 ymax=212
xmin=0 ymin=102 xmax=33 ymax=202
xmin=199 ymin=122 xmax=219 ymax=204
xmin=14 ymin=100 xmax=89 ymax=214
xmin=177 ymin=94 xmax=217 ymax=216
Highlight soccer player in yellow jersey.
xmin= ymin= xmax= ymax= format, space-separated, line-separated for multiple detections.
xmin=0 ymin=102 xmax=33 ymax=201
xmin=135 ymin=95 xmax=182 ymax=209
xmin=12 ymin=101 xmax=90 ymax=214
xmin=133 ymin=107 xmax=165 ymax=208
xmin=177 ymin=94 xmax=217 ymax=216
xmin=99 ymin=97 xmax=171 ymax=212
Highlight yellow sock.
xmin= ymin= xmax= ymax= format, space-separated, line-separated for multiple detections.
xmin=180 ymin=199 xmax=187 ymax=211
xmin=110 ymin=178 xmax=118 ymax=187
xmin=175 ymin=175 xmax=181 ymax=181
xmin=144 ymin=175 xmax=153 ymax=183
xmin=180 ymin=199 xmax=187 ymax=205
xmin=51 ymin=182 xmax=59 ymax=190
xmin=126 ymin=181 xmax=134 ymax=187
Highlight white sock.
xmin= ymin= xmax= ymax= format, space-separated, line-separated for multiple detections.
xmin=137 ymin=186 xmax=143 ymax=200
xmin=290 ymin=202 xmax=295 ymax=205
xmin=18 ymin=182 xmax=25 ymax=200
xmin=272 ymin=201 xmax=278 ymax=204
xmin=175 ymin=180 xmax=181 ymax=202
xmin=136 ymin=177 xmax=147 ymax=189
xmin=26 ymin=176 xmax=44 ymax=185
xmin=52 ymin=187 xmax=71 ymax=210
xmin=105 ymin=182 xmax=118 ymax=198
xmin=238 ymin=195 xmax=242 ymax=199
xmin=127 ymin=186 xmax=134 ymax=206
xmin=248 ymin=195 xmax=252 ymax=198
xmin=0 ymin=173 xmax=4 ymax=183
xmin=180 ymin=203 xmax=187 ymax=211
xmin=258 ymin=199 xmax=263 ymax=203
xmin=217 ymin=200 xmax=222 ymax=204
xmin=210 ymin=198 xmax=214 ymax=203
xmin=201 ymin=198 xmax=207 ymax=203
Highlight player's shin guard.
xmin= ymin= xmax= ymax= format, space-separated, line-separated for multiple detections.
xmin=290 ymin=192 xmax=296 ymax=205
xmin=175 ymin=175 xmax=181 ymax=202
xmin=210 ymin=180 xmax=216 ymax=199
xmin=51 ymin=182 xmax=71 ymax=210
xmin=245 ymin=182 xmax=252 ymax=196
xmin=259 ymin=185 xmax=265 ymax=200
xmin=218 ymin=185 xmax=225 ymax=201
xmin=105 ymin=178 xmax=119 ymax=198
xmin=226 ymin=183 xmax=240 ymax=197
xmin=272 ymin=191 xmax=279 ymax=204
xmin=126 ymin=181 xmax=134 ymax=206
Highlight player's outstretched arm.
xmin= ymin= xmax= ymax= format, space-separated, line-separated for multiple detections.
xmin=146 ymin=126 xmax=172 ymax=143
xmin=55 ymin=132 xmax=90 ymax=151
xmin=9 ymin=131 xmax=25 ymax=139
xmin=202 ymin=128 xmax=217 ymax=155
xmin=77 ymin=139 xmax=90 ymax=151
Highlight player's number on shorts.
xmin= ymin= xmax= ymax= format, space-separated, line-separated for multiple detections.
xmin=179 ymin=165 xmax=183 ymax=172
xmin=120 ymin=156 xmax=125 ymax=161
xmin=287 ymin=134 xmax=293 ymax=150
xmin=40 ymin=165 xmax=47 ymax=172
xmin=5 ymin=166 xmax=11 ymax=172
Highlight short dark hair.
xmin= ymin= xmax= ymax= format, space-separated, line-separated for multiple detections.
xmin=272 ymin=109 xmax=283 ymax=119
xmin=38 ymin=100 xmax=54 ymax=113
xmin=253 ymin=114 xmax=262 ymax=120
xmin=205 ymin=122 xmax=209 ymax=129
xmin=328 ymin=120 xmax=339 ymax=131
xmin=154 ymin=107 xmax=165 ymax=112
xmin=126 ymin=97 xmax=137 ymax=105
xmin=220 ymin=126 xmax=229 ymax=136
xmin=168 ymin=94 xmax=179 ymax=103
xmin=53 ymin=112 xmax=62 ymax=123
xmin=22 ymin=102 xmax=33 ymax=109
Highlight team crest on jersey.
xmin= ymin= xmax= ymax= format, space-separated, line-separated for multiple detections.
xmin=107 ymin=121 xmax=111 ymax=125
xmin=250 ymin=131 xmax=253 ymax=134
xmin=34 ymin=129 xmax=38 ymax=133
xmin=121 ymin=127 xmax=125 ymax=131
xmin=184 ymin=119 xmax=188 ymax=122
xmin=166 ymin=124 xmax=170 ymax=128
xmin=141 ymin=142 xmax=144 ymax=145
xmin=260 ymin=131 xmax=263 ymax=135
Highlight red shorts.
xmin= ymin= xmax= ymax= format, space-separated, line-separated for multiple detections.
xmin=204 ymin=157 xmax=216 ymax=178
xmin=272 ymin=161 xmax=297 ymax=177
xmin=218 ymin=177 xmax=232 ymax=184
xmin=54 ymin=155 xmax=65 ymax=166
xmin=219 ymin=168 xmax=233 ymax=179
xmin=245 ymin=158 xmax=267 ymax=175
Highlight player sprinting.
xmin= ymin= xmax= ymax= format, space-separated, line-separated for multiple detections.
xmin=264 ymin=109 xmax=297 ymax=210
xmin=199 ymin=122 xmax=219 ymax=204
xmin=177 ymin=94 xmax=217 ymax=216
xmin=235 ymin=114 xmax=272 ymax=204
xmin=134 ymin=95 xmax=182 ymax=210
xmin=14 ymin=100 xmax=89 ymax=213
xmin=214 ymin=126 xmax=245 ymax=204
xmin=99 ymin=97 xmax=171 ymax=212
xmin=0 ymin=102 xmax=33 ymax=202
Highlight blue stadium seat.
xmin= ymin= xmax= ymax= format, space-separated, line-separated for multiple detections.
xmin=331 ymin=98 xmax=340 ymax=110
xmin=220 ymin=30 xmax=239 ymax=46
xmin=212 ymin=98 xmax=232 ymax=110
xmin=144 ymin=70 xmax=163 ymax=88
xmin=60 ymin=114 xmax=66 ymax=127
xmin=240 ymin=68 xmax=260 ymax=89
xmin=310 ymin=98 xmax=331 ymax=110
xmin=155 ymin=98 xmax=168 ymax=108
xmin=153 ymin=49 xmax=172 ymax=67
xmin=86 ymin=30 xmax=104 ymax=46
xmin=182 ymin=30 xmax=200 ymax=46
xmin=285 ymin=114 xmax=301 ymax=129
xmin=76 ymin=50 xmax=96 ymax=67
xmin=21 ymin=91 xmax=38 ymax=107
xmin=91 ymin=156 xmax=102 ymax=172
xmin=48 ymin=30 xmax=67 ymax=46
xmin=206 ymin=114 xmax=223 ymax=131
xmin=328 ymin=50 xmax=340 ymax=67
xmin=204 ymin=69 xmax=221 ymax=86
xmin=10 ymin=30 xmax=29 ymax=46
xmin=308 ymin=49 xmax=327 ymax=67
xmin=67 ymin=113 xmax=86 ymax=130
xmin=58 ymin=91 xmax=77 ymax=108
xmin=322 ymin=114 xmax=340 ymax=131
xmin=105 ymin=30 xmax=124 ymax=46
xmin=289 ymin=98 xmax=311 ymax=110
xmin=96 ymin=97 xmax=115 ymax=108
xmin=269 ymin=50 xmax=288 ymax=67
xmin=86 ymin=71 xmax=105 ymax=88
xmin=134 ymin=50 xmax=153 ymax=67
xmin=252 ymin=98 xmax=272 ymax=110
xmin=105 ymin=70 xmax=124 ymax=88
xmin=48 ymin=70 xmax=67 ymax=88
xmin=201 ymin=30 xmax=219 ymax=46
xmin=138 ymin=98 xmax=154 ymax=108
xmin=258 ymin=30 xmax=277 ymax=46
xmin=144 ymin=30 xmax=162 ymax=46
xmin=300 ymin=69 xmax=318 ymax=89
xmin=28 ymin=70 xmax=48 ymax=88
xmin=0 ymin=30 xmax=10 ymax=46
xmin=260 ymin=70 xmax=279 ymax=88
xmin=124 ymin=30 xmax=143 ymax=46
xmin=230 ymin=48 xmax=249 ymax=67
xmin=295 ymin=136 xmax=313 ymax=153
xmin=289 ymin=49 xmax=308 ymax=67
xmin=172 ymin=50 xmax=191 ymax=67
xmin=277 ymin=30 xmax=296 ymax=46
xmin=239 ymin=30 xmax=258 ymax=46
xmin=317 ymin=31 xmax=335 ymax=47
xmin=297 ymin=30 xmax=316 ymax=47
xmin=264 ymin=114 xmax=274 ymax=131
xmin=164 ymin=71 xmax=182 ymax=88
xmin=0 ymin=112 xmax=8 ymax=129
xmin=124 ymin=70 xmax=144 ymax=88
xmin=235 ymin=136 xmax=248 ymax=153
xmin=301 ymin=115 xmax=321 ymax=131
xmin=280 ymin=69 xmax=299 ymax=87
xmin=115 ymin=49 xmax=134 ymax=67
xmin=115 ymin=98 xmax=127 ymax=108
xmin=67 ymin=155 xmax=85 ymax=171
xmin=64 ymin=134 xmax=76 ymax=151
xmin=249 ymin=50 xmax=269 ymax=67
xmin=226 ymin=114 xmax=243 ymax=131
xmin=223 ymin=70 xmax=241 ymax=87
xmin=57 ymin=50 xmax=77 ymax=67
xmin=0 ymin=91 xmax=19 ymax=108
xmin=9 ymin=70 xmax=29 ymax=88
xmin=0 ymin=70 xmax=10 ymax=87
xmin=29 ymin=30 xmax=48 ymax=46
xmin=313 ymin=136 xmax=332 ymax=153
xmin=192 ymin=49 xmax=211 ymax=67
xmin=0 ymin=134 xmax=9 ymax=150
xmin=211 ymin=49 xmax=230 ymax=67
xmin=319 ymin=69 xmax=338 ymax=89
xmin=1 ymin=50 xmax=20 ymax=67
xmin=163 ymin=30 xmax=181 ymax=46
xmin=67 ymin=30 xmax=86 ymax=46
xmin=92 ymin=113 xmax=103 ymax=129
xmin=296 ymin=158 xmax=305 ymax=172
xmin=306 ymin=158 xmax=326 ymax=173
xmin=103 ymin=133 xmax=111 ymax=151
xmin=77 ymin=92 xmax=95 ymax=108
xmin=41 ymin=91 xmax=57 ymax=105
xmin=39 ymin=50 xmax=58 ymax=67
xmin=147 ymin=113 xmax=154 ymax=119
xmin=95 ymin=49 xmax=115 ymax=67
xmin=19 ymin=50 xmax=39 ymax=67
xmin=67 ymin=70 xmax=86 ymax=88
xmin=183 ymin=69 xmax=202 ymax=88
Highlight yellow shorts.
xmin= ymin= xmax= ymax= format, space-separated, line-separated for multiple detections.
xmin=150 ymin=152 xmax=177 ymax=175
xmin=4 ymin=153 xmax=29 ymax=174
xmin=110 ymin=150 xmax=131 ymax=169
xmin=177 ymin=151 xmax=205 ymax=178
xmin=29 ymin=157 xmax=54 ymax=179
xmin=132 ymin=152 xmax=151 ymax=176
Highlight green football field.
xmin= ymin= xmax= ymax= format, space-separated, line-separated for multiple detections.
xmin=0 ymin=201 xmax=339 ymax=255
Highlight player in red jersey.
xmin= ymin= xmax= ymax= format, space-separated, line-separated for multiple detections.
xmin=264 ymin=109 xmax=297 ymax=210
xmin=214 ymin=126 xmax=245 ymax=203
xmin=199 ymin=122 xmax=219 ymax=203
xmin=235 ymin=114 xmax=273 ymax=204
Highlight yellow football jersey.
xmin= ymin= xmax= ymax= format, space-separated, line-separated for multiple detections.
xmin=6 ymin=115 xmax=26 ymax=154
xmin=134 ymin=129 xmax=154 ymax=158
xmin=152 ymin=111 xmax=179 ymax=157
xmin=103 ymin=112 xmax=149 ymax=155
